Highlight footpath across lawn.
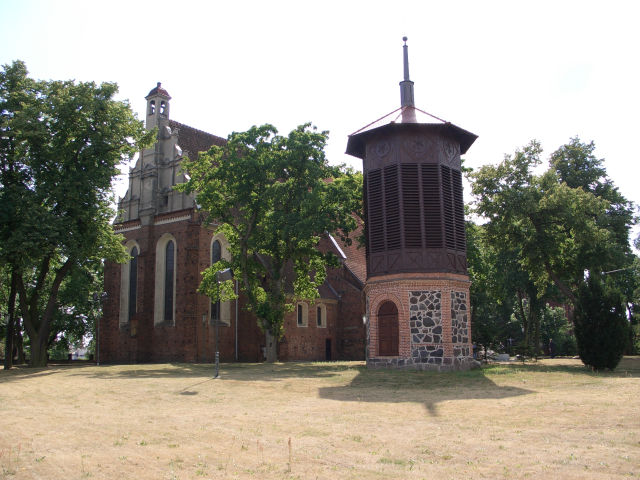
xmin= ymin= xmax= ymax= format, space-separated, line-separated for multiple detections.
xmin=1 ymin=357 xmax=639 ymax=479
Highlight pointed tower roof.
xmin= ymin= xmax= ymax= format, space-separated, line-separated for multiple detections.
xmin=346 ymin=37 xmax=477 ymax=158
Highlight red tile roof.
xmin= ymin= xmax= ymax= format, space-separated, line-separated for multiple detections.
xmin=169 ymin=120 xmax=226 ymax=160
xmin=146 ymin=82 xmax=171 ymax=99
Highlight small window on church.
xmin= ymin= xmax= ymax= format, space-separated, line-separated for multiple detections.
xmin=316 ymin=304 xmax=327 ymax=328
xmin=160 ymin=101 xmax=166 ymax=115
xmin=149 ymin=100 xmax=155 ymax=115
xmin=296 ymin=302 xmax=308 ymax=327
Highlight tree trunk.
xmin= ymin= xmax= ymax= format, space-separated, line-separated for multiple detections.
xmin=4 ymin=271 xmax=18 ymax=369
xmin=264 ymin=329 xmax=278 ymax=363
xmin=15 ymin=320 xmax=25 ymax=364
xmin=4 ymin=316 xmax=14 ymax=369
xmin=29 ymin=334 xmax=48 ymax=368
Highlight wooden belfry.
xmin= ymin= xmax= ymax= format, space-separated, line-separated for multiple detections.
xmin=346 ymin=37 xmax=478 ymax=370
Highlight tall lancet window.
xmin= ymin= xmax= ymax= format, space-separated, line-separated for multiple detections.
xmin=120 ymin=241 xmax=140 ymax=326
xmin=154 ymin=234 xmax=177 ymax=326
xmin=211 ymin=240 xmax=221 ymax=322
xmin=128 ymin=247 xmax=138 ymax=320
xmin=164 ymin=240 xmax=175 ymax=322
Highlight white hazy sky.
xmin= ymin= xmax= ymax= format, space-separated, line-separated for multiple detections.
xmin=1 ymin=0 xmax=639 ymax=240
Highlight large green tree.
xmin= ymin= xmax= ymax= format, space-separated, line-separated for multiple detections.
xmin=470 ymin=138 xmax=635 ymax=362
xmin=0 ymin=61 xmax=153 ymax=367
xmin=179 ymin=123 xmax=361 ymax=362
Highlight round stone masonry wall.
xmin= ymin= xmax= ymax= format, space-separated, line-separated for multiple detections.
xmin=365 ymin=273 xmax=473 ymax=371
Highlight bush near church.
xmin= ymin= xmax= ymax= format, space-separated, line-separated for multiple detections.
xmin=574 ymin=276 xmax=629 ymax=370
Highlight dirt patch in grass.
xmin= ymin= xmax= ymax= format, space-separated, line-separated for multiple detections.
xmin=1 ymin=358 xmax=639 ymax=479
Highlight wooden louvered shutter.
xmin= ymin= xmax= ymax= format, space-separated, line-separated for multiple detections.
xmin=367 ymin=169 xmax=385 ymax=253
xmin=423 ymin=164 xmax=442 ymax=248
xmin=452 ymin=169 xmax=466 ymax=251
xmin=401 ymin=163 xmax=422 ymax=248
xmin=441 ymin=166 xmax=456 ymax=250
xmin=384 ymin=165 xmax=401 ymax=250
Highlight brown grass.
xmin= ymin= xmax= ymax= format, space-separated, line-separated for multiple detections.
xmin=1 ymin=357 xmax=639 ymax=479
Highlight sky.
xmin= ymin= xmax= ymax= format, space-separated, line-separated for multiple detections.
xmin=1 ymin=0 xmax=639 ymax=241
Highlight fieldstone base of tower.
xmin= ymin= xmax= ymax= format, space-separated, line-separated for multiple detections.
xmin=365 ymin=273 xmax=474 ymax=371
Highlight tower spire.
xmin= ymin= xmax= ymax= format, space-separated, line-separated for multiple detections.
xmin=399 ymin=36 xmax=416 ymax=122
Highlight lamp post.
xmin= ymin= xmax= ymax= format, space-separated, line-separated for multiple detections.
xmin=214 ymin=268 xmax=233 ymax=378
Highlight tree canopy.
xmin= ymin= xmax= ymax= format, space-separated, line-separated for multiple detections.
xmin=0 ymin=60 xmax=153 ymax=366
xmin=179 ymin=123 xmax=361 ymax=362
xmin=469 ymin=138 xmax=637 ymax=362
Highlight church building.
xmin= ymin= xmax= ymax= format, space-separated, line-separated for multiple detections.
xmin=99 ymin=83 xmax=367 ymax=363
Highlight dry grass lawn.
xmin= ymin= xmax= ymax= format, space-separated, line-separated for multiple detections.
xmin=1 ymin=357 xmax=639 ymax=479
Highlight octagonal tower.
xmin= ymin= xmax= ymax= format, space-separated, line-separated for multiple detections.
xmin=346 ymin=38 xmax=478 ymax=370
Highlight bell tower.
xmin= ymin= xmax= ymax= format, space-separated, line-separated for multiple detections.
xmin=145 ymin=82 xmax=171 ymax=130
xmin=346 ymin=38 xmax=478 ymax=370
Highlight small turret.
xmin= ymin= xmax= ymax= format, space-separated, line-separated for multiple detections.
xmin=145 ymin=82 xmax=171 ymax=130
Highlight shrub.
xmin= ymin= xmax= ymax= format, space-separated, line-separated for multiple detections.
xmin=574 ymin=277 xmax=629 ymax=370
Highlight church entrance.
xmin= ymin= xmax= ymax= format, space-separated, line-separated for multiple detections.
xmin=377 ymin=301 xmax=399 ymax=356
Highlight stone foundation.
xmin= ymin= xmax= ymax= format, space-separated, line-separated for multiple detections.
xmin=365 ymin=273 xmax=474 ymax=371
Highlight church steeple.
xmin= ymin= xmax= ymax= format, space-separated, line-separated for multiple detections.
xmin=399 ymin=37 xmax=417 ymax=122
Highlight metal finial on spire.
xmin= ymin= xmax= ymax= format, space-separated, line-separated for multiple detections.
xmin=399 ymin=36 xmax=416 ymax=121
xmin=403 ymin=37 xmax=410 ymax=81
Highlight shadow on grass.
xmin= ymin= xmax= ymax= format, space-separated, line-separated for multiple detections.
xmin=1 ymin=361 xmax=357 ymax=383
xmin=485 ymin=356 xmax=640 ymax=377
xmin=317 ymin=366 xmax=533 ymax=416
xmin=55 ymin=361 xmax=361 ymax=382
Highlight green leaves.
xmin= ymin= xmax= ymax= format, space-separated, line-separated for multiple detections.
xmin=178 ymin=123 xmax=361 ymax=358
xmin=0 ymin=61 xmax=152 ymax=366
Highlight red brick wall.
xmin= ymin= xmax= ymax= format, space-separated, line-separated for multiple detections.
xmin=100 ymin=214 xmax=366 ymax=363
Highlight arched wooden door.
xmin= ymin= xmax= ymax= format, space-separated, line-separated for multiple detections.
xmin=377 ymin=301 xmax=399 ymax=356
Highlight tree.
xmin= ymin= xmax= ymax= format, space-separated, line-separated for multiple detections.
xmin=574 ymin=275 xmax=628 ymax=370
xmin=179 ymin=123 xmax=360 ymax=362
xmin=470 ymin=139 xmax=634 ymax=360
xmin=0 ymin=61 xmax=153 ymax=367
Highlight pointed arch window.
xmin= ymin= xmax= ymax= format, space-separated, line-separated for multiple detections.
xmin=209 ymin=236 xmax=231 ymax=326
xmin=154 ymin=234 xmax=177 ymax=326
xmin=119 ymin=241 xmax=140 ymax=326
xmin=128 ymin=246 xmax=138 ymax=320
xmin=211 ymin=240 xmax=221 ymax=323
xmin=164 ymin=241 xmax=175 ymax=322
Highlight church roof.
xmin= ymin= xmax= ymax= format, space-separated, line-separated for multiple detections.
xmin=168 ymin=120 xmax=226 ymax=159
xmin=146 ymin=82 xmax=171 ymax=99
